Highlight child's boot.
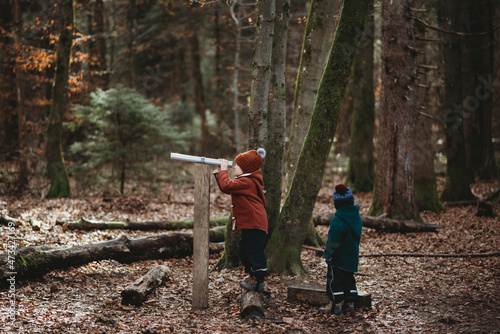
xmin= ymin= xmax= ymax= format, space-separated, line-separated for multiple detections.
xmin=346 ymin=301 xmax=355 ymax=312
xmin=333 ymin=301 xmax=344 ymax=314
xmin=319 ymin=300 xmax=334 ymax=314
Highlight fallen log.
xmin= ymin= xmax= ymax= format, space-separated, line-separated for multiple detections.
xmin=121 ymin=265 xmax=171 ymax=306
xmin=313 ymin=212 xmax=441 ymax=233
xmin=287 ymin=284 xmax=371 ymax=308
xmin=240 ymin=289 xmax=265 ymax=318
xmin=0 ymin=232 xmax=224 ymax=289
xmin=58 ymin=216 xmax=229 ymax=231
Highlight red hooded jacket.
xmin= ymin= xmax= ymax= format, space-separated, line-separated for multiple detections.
xmin=213 ymin=169 xmax=268 ymax=233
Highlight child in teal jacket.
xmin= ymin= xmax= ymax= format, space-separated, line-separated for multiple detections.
xmin=321 ymin=184 xmax=363 ymax=314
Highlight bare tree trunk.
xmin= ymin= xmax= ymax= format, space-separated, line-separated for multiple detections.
xmin=438 ymin=0 xmax=475 ymax=201
xmin=230 ymin=0 xmax=242 ymax=152
xmin=285 ymin=0 xmax=342 ymax=191
xmin=45 ymin=0 xmax=74 ymax=198
xmin=462 ymin=0 xmax=496 ymax=180
xmin=368 ymin=0 xmax=421 ymax=221
xmin=248 ymin=0 xmax=275 ymax=149
xmin=345 ymin=2 xmax=375 ymax=193
xmin=413 ymin=5 xmax=442 ymax=212
xmin=189 ymin=32 xmax=209 ymax=155
xmin=263 ymin=0 xmax=289 ymax=236
xmin=266 ymin=0 xmax=372 ymax=276
xmin=14 ymin=0 xmax=28 ymax=195
xmin=126 ymin=0 xmax=136 ymax=87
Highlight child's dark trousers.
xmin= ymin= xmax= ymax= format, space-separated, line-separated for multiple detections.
xmin=326 ymin=264 xmax=357 ymax=303
xmin=238 ymin=229 xmax=268 ymax=282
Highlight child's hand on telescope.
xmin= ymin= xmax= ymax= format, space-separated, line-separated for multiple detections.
xmin=219 ymin=159 xmax=228 ymax=171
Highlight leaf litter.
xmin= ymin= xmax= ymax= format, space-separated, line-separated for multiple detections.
xmin=0 ymin=177 xmax=499 ymax=333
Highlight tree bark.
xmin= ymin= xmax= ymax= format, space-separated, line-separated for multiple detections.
xmin=368 ymin=0 xmax=421 ymax=221
xmin=285 ymin=0 xmax=342 ymax=191
xmin=45 ymin=0 xmax=74 ymax=198
xmin=266 ymin=0 xmax=372 ymax=276
xmin=0 ymin=232 xmax=224 ymax=288
xmin=248 ymin=0 xmax=275 ymax=149
xmin=263 ymin=0 xmax=289 ymax=236
xmin=462 ymin=0 xmax=497 ymax=180
xmin=121 ymin=265 xmax=170 ymax=306
xmin=190 ymin=32 xmax=209 ymax=156
xmin=413 ymin=5 xmax=442 ymax=212
xmin=438 ymin=0 xmax=475 ymax=201
xmin=345 ymin=2 xmax=376 ymax=192
xmin=312 ymin=212 xmax=441 ymax=233
xmin=240 ymin=290 xmax=265 ymax=318
xmin=14 ymin=0 xmax=28 ymax=195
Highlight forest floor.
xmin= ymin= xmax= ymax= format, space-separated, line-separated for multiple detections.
xmin=0 ymin=175 xmax=499 ymax=333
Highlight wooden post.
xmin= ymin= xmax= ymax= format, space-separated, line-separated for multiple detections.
xmin=192 ymin=164 xmax=211 ymax=308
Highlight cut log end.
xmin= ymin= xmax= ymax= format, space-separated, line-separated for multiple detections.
xmin=287 ymin=284 xmax=371 ymax=309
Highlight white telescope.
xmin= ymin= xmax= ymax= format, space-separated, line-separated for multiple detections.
xmin=170 ymin=153 xmax=234 ymax=167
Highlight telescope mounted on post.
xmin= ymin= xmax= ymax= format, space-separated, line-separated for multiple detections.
xmin=170 ymin=153 xmax=234 ymax=167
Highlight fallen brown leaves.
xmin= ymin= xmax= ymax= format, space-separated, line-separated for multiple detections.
xmin=0 ymin=177 xmax=499 ymax=333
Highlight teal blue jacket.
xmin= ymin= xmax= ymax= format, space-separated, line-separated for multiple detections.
xmin=322 ymin=205 xmax=362 ymax=272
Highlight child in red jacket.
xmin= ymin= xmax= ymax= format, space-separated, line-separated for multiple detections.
xmin=213 ymin=148 xmax=268 ymax=291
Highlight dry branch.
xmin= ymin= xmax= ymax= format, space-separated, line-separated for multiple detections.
xmin=312 ymin=212 xmax=441 ymax=233
xmin=0 ymin=232 xmax=223 ymax=288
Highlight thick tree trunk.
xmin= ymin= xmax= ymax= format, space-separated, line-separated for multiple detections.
xmin=190 ymin=32 xmax=209 ymax=155
xmin=368 ymin=0 xmax=421 ymax=221
xmin=263 ymin=0 xmax=289 ymax=236
xmin=438 ymin=0 xmax=475 ymax=201
xmin=14 ymin=0 xmax=28 ymax=195
xmin=0 ymin=232 xmax=224 ymax=288
xmin=213 ymin=217 xmax=241 ymax=270
xmin=312 ymin=212 xmax=441 ymax=233
xmin=88 ymin=0 xmax=108 ymax=90
xmin=121 ymin=265 xmax=170 ymax=305
xmin=248 ymin=0 xmax=275 ymax=149
xmin=462 ymin=0 xmax=497 ymax=180
xmin=266 ymin=0 xmax=372 ymax=276
xmin=345 ymin=3 xmax=375 ymax=192
xmin=285 ymin=0 xmax=342 ymax=191
xmin=413 ymin=5 xmax=442 ymax=212
xmin=45 ymin=0 xmax=74 ymax=198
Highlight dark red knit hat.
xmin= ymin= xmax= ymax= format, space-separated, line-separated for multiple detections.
xmin=234 ymin=148 xmax=266 ymax=173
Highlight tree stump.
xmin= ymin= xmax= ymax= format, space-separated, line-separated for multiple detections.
xmin=240 ymin=289 xmax=265 ymax=318
xmin=287 ymin=284 xmax=371 ymax=308
xmin=121 ymin=265 xmax=171 ymax=306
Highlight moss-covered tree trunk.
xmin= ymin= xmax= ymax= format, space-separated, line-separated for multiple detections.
xmin=285 ymin=0 xmax=342 ymax=191
xmin=266 ymin=0 xmax=372 ymax=276
xmin=438 ymin=0 xmax=475 ymax=201
xmin=263 ymin=0 xmax=289 ymax=236
xmin=247 ymin=0 xmax=275 ymax=149
xmin=413 ymin=6 xmax=442 ymax=212
xmin=345 ymin=2 xmax=375 ymax=192
xmin=45 ymin=0 xmax=74 ymax=199
xmin=367 ymin=0 xmax=421 ymax=221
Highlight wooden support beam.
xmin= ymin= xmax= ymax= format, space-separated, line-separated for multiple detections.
xmin=287 ymin=284 xmax=371 ymax=308
xmin=192 ymin=164 xmax=211 ymax=309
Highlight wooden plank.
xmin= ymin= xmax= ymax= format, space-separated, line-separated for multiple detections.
xmin=192 ymin=164 xmax=211 ymax=309
xmin=287 ymin=284 xmax=371 ymax=308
